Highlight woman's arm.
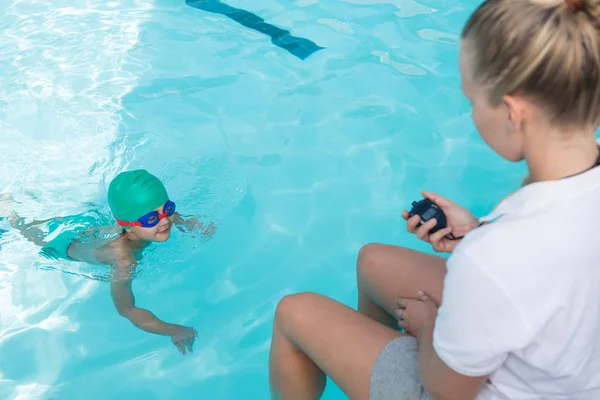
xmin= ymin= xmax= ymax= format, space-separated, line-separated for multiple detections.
xmin=397 ymin=292 xmax=486 ymax=400
xmin=417 ymin=321 xmax=487 ymax=400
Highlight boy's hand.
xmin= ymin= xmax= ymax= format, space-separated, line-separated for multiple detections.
xmin=171 ymin=326 xmax=198 ymax=355
xmin=174 ymin=213 xmax=217 ymax=240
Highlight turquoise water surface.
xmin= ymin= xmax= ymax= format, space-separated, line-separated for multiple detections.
xmin=0 ymin=0 xmax=524 ymax=398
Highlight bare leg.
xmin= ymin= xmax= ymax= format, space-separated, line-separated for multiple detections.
xmin=269 ymin=292 xmax=405 ymax=400
xmin=356 ymin=243 xmax=447 ymax=329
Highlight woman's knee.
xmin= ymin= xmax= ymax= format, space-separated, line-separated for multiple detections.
xmin=357 ymin=243 xmax=408 ymax=283
xmin=357 ymin=243 xmax=381 ymax=276
xmin=274 ymin=292 xmax=323 ymax=333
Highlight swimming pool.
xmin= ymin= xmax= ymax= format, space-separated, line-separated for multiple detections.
xmin=0 ymin=0 xmax=525 ymax=398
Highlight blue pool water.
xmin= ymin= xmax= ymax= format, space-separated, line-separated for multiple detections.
xmin=0 ymin=0 xmax=525 ymax=398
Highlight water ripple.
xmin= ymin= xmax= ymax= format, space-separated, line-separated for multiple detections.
xmin=0 ymin=0 xmax=153 ymax=397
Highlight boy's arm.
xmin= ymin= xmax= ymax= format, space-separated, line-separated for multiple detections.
xmin=109 ymin=255 xmax=197 ymax=355
xmin=110 ymin=272 xmax=182 ymax=336
xmin=110 ymin=261 xmax=198 ymax=355
xmin=109 ymin=260 xmax=184 ymax=336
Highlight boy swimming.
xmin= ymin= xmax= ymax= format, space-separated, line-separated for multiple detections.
xmin=1 ymin=169 xmax=214 ymax=355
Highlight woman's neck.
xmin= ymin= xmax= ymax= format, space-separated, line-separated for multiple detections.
xmin=524 ymin=127 xmax=598 ymax=183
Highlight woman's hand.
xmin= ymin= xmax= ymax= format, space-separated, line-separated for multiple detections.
xmin=395 ymin=291 xmax=438 ymax=337
xmin=402 ymin=191 xmax=479 ymax=253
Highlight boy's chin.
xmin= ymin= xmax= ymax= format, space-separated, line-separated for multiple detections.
xmin=154 ymin=232 xmax=171 ymax=242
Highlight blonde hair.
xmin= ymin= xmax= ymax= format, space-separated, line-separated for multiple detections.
xmin=462 ymin=0 xmax=600 ymax=127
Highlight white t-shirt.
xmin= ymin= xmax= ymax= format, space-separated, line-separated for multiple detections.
xmin=434 ymin=164 xmax=600 ymax=399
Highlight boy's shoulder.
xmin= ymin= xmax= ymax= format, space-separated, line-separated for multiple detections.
xmin=94 ymin=234 xmax=136 ymax=267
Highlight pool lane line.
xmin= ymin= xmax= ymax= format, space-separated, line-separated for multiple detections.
xmin=186 ymin=0 xmax=324 ymax=60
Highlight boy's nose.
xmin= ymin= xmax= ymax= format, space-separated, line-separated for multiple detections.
xmin=158 ymin=217 xmax=170 ymax=227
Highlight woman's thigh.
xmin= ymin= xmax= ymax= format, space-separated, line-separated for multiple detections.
xmin=357 ymin=243 xmax=447 ymax=312
xmin=273 ymin=292 xmax=406 ymax=400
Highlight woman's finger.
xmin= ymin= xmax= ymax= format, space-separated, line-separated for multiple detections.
xmin=422 ymin=190 xmax=451 ymax=208
xmin=396 ymin=298 xmax=407 ymax=308
xmin=394 ymin=308 xmax=404 ymax=321
xmin=430 ymin=226 xmax=452 ymax=243
xmin=432 ymin=241 xmax=445 ymax=253
xmin=415 ymin=218 xmax=437 ymax=240
xmin=418 ymin=290 xmax=432 ymax=302
xmin=402 ymin=210 xmax=409 ymax=221
xmin=406 ymin=215 xmax=421 ymax=233
xmin=430 ymin=227 xmax=452 ymax=248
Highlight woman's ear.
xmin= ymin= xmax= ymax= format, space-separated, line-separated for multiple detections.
xmin=501 ymin=93 xmax=528 ymax=162
xmin=506 ymin=117 xmax=515 ymax=132
xmin=502 ymin=94 xmax=528 ymax=133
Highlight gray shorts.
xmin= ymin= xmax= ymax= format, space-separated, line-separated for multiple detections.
xmin=370 ymin=336 xmax=432 ymax=400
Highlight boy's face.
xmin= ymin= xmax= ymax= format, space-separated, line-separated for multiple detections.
xmin=127 ymin=203 xmax=174 ymax=242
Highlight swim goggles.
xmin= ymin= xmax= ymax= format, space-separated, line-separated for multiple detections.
xmin=115 ymin=200 xmax=176 ymax=228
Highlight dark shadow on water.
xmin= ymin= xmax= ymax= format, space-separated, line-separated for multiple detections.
xmin=186 ymin=0 xmax=324 ymax=60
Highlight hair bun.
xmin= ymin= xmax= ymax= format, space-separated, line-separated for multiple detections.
xmin=566 ymin=0 xmax=600 ymax=27
xmin=566 ymin=0 xmax=585 ymax=12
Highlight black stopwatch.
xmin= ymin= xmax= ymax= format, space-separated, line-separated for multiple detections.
xmin=407 ymin=198 xmax=447 ymax=234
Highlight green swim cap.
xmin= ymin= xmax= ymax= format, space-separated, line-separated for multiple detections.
xmin=108 ymin=169 xmax=169 ymax=226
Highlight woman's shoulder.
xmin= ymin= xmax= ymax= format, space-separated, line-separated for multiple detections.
xmin=451 ymin=206 xmax=597 ymax=284
xmin=450 ymin=217 xmax=538 ymax=272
